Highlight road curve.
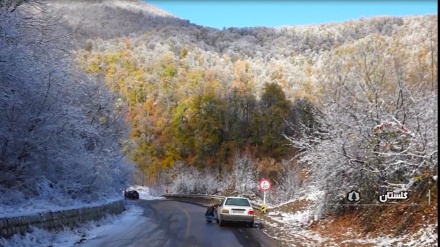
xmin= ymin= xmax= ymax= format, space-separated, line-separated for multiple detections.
xmin=79 ymin=199 xmax=282 ymax=247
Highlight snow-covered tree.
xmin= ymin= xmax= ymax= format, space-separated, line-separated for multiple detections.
xmin=285 ymin=34 xmax=438 ymax=215
xmin=0 ymin=1 xmax=134 ymax=207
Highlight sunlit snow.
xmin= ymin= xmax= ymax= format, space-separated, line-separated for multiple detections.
xmin=0 ymin=186 xmax=163 ymax=247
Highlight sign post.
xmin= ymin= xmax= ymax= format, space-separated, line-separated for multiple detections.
xmin=258 ymin=178 xmax=271 ymax=214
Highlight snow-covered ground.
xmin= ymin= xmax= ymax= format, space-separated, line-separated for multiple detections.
xmin=0 ymin=186 xmax=163 ymax=247
xmin=263 ymin=209 xmax=438 ymax=247
xmin=257 ymin=185 xmax=438 ymax=247
xmin=262 ymin=199 xmax=438 ymax=247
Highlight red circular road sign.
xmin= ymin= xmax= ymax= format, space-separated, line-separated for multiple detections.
xmin=258 ymin=178 xmax=271 ymax=191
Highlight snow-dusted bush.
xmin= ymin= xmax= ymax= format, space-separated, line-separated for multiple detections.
xmin=272 ymin=160 xmax=301 ymax=203
xmin=167 ymin=154 xmax=260 ymax=196
xmin=168 ymin=162 xmax=219 ymax=194
xmin=230 ymin=153 xmax=258 ymax=195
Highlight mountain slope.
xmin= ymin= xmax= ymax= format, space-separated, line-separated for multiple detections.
xmin=49 ymin=0 xmax=188 ymax=42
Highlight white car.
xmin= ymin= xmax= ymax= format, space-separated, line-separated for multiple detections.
xmin=214 ymin=197 xmax=254 ymax=227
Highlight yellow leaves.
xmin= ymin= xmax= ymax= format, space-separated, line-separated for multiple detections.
xmin=245 ymin=62 xmax=250 ymax=73
xmin=157 ymin=118 xmax=166 ymax=129
xmin=143 ymin=97 xmax=154 ymax=111
xmin=231 ymin=60 xmax=254 ymax=96
xmin=107 ymin=54 xmax=119 ymax=64
xmin=163 ymin=156 xmax=175 ymax=169
xmin=335 ymin=44 xmax=355 ymax=56
xmin=122 ymin=58 xmax=135 ymax=71
xmin=195 ymin=52 xmax=204 ymax=65
xmin=80 ymin=53 xmax=100 ymax=73
xmin=204 ymin=79 xmax=222 ymax=96
xmin=163 ymin=148 xmax=181 ymax=169
xmin=163 ymin=64 xmax=177 ymax=78
xmin=130 ymin=69 xmax=143 ymax=83
xmin=185 ymin=68 xmax=204 ymax=94
xmin=86 ymin=62 xmax=100 ymax=73
xmin=233 ymin=60 xmax=251 ymax=82
xmin=105 ymin=64 xmax=118 ymax=88
xmin=144 ymin=158 xmax=162 ymax=184
xmin=130 ymin=129 xmax=141 ymax=139
xmin=203 ymin=69 xmax=225 ymax=97
xmin=294 ymin=79 xmax=319 ymax=105
xmin=180 ymin=47 xmax=188 ymax=58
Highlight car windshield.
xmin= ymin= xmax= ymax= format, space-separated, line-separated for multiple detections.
xmin=225 ymin=198 xmax=251 ymax=206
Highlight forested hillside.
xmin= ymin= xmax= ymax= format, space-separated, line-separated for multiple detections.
xmin=57 ymin=0 xmax=437 ymax=206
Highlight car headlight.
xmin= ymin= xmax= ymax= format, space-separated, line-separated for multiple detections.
xmin=222 ymin=209 xmax=229 ymax=214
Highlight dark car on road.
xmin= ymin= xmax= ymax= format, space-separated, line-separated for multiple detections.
xmin=124 ymin=190 xmax=139 ymax=200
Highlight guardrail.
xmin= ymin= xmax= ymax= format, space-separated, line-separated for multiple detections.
xmin=162 ymin=194 xmax=262 ymax=211
xmin=0 ymin=200 xmax=125 ymax=239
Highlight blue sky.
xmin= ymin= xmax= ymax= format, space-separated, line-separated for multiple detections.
xmin=145 ymin=1 xmax=437 ymax=29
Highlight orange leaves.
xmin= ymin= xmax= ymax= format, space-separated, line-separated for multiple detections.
xmin=203 ymin=74 xmax=225 ymax=98
xmin=230 ymin=60 xmax=254 ymax=96
xmin=294 ymin=79 xmax=320 ymax=104
xmin=233 ymin=60 xmax=251 ymax=82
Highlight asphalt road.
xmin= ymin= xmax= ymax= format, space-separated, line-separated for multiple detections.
xmin=79 ymin=199 xmax=282 ymax=247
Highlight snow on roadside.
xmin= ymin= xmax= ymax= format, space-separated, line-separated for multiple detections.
xmin=266 ymin=185 xmax=323 ymax=226
xmin=267 ymin=199 xmax=298 ymax=209
xmin=263 ymin=206 xmax=438 ymax=247
xmin=0 ymin=186 xmax=164 ymax=247
xmin=261 ymin=216 xmax=328 ymax=246
xmin=260 ymin=189 xmax=330 ymax=247
xmin=270 ymin=209 xmax=314 ymax=226
xmin=0 ymin=186 xmax=163 ymax=219
xmin=263 ymin=195 xmax=438 ymax=247
xmin=0 ymin=204 xmax=144 ymax=247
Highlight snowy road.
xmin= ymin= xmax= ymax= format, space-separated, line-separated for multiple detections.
xmin=79 ymin=199 xmax=281 ymax=247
